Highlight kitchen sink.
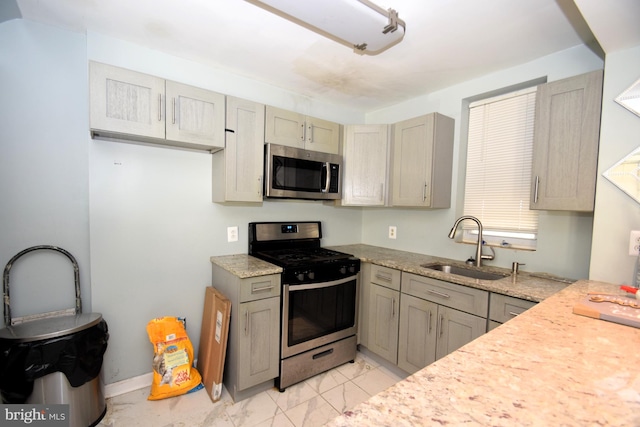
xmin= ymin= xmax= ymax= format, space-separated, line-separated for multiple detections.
xmin=420 ymin=263 xmax=509 ymax=281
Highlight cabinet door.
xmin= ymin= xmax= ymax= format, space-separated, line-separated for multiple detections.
xmin=368 ymin=284 xmax=399 ymax=364
xmin=265 ymin=106 xmax=305 ymax=149
xmin=391 ymin=113 xmax=454 ymax=208
xmin=89 ymin=61 xmax=165 ymax=139
xmin=306 ymin=116 xmax=340 ymax=154
xmin=237 ymin=297 xmax=280 ymax=390
xmin=213 ymin=96 xmax=265 ymax=202
xmin=398 ymin=294 xmax=437 ymax=373
xmin=392 ymin=115 xmax=431 ymax=206
xmin=342 ymin=125 xmax=389 ymax=206
xmin=530 ymin=70 xmax=603 ymax=211
xmin=165 ymin=81 xmax=225 ymax=149
xmin=435 ymin=306 xmax=486 ymax=360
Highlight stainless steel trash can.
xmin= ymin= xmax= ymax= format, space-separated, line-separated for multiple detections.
xmin=0 ymin=313 xmax=107 ymax=427
xmin=0 ymin=246 xmax=108 ymax=427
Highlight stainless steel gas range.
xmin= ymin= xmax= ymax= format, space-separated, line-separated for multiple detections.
xmin=248 ymin=221 xmax=360 ymax=391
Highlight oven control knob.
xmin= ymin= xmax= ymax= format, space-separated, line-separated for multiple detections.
xmin=297 ymin=273 xmax=305 ymax=281
xmin=349 ymin=265 xmax=356 ymax=273
xmin=339 ymin=266 xmax=347 ymax=274
xmin=308 ymin=271 xmax=315 ymax=280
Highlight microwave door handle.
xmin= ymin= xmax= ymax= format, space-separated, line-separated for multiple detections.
xmin=323 ymin=162 xmax=331 ymax=193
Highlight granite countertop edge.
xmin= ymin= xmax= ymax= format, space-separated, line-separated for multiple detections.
xmin=210 ymin=244 xmax=569 ymax=300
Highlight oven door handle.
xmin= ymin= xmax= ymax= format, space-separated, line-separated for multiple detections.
xmin=287 ymin=275 xmax=356 ymax=291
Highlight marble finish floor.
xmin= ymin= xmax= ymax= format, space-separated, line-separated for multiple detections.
xmin=98 ymin=352 xmax=406 ymax=427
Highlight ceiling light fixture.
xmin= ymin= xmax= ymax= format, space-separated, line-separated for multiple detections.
xmin=246 ymin=0 xmax=406 ymax=55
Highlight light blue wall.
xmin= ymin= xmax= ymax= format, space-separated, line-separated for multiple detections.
xmin=0 ymin=20 xmax=91 ymax=320
xmin=590 ymin=44 xmax=640 ymax=284
xmin=361 ymin=45 xmax=604 ymax=280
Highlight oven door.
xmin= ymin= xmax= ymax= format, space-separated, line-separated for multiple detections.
xmin=282 ymin=275 xmax=358 ymax=358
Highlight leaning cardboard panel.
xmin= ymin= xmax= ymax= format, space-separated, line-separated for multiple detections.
xmin=197 ymin=287 xmax=231 ymax=402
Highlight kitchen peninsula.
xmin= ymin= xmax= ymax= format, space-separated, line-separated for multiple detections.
xmin=325 ymin=270 xmax=640 ymax=425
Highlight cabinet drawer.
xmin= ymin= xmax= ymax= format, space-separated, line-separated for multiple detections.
xmin=401 ymin=272 xmax=488 ymax=317
xmin=489 ymin=293 xmax=536 ymax=323
xmin=239 ymin=275 xmax=281 ymax=302
xmin=370 ymin=265 xmax=401 ymax=291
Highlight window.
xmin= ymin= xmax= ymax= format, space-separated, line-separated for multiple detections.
xmin=463 ymin=87 xmax=538 ymax=250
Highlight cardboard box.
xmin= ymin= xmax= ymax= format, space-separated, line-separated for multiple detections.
xmin=197 ymin=287 xmax=231 ymax=402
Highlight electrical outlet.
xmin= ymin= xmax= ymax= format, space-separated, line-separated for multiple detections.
xmin=629 ymin=230 xmax=640 ymax=255
xmin=227 ymin=226 xmax=239 ymax=243
xmin=389 ymin=226 xmax=397 ymax=239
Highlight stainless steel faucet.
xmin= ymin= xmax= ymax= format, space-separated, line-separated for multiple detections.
xmin=448 ymin=215 xmax=494 ymax=267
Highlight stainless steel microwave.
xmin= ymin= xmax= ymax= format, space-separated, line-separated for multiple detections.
xmin=264 ymin=143 xmax=342 ymax=200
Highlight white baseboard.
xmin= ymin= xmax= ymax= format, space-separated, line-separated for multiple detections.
xmin=104 ymin=372 xmax=153 ymax=399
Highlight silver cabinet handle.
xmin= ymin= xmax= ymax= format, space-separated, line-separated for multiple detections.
xmin=244 ymin=309 xmax=249 ymax=336
xmin=252 ymin=285 xmax=274 ymax=293
xmin=308 ymin=124 xmax=313 ymax=143
xmin=508 ymin=311 xmax=520 ymax=317
xmin=439 ymin=314 xmax=444 ymax=337
xmin=533 ymin=176 xmax=539 ymax=203
xmin=428 ymin=310 xmax=432 ymax=333
xmin=375 ymin=273 xmax=392 ymax=282
xmin=172 ymin=97 xmax=176 ymax=124
xmin=158 ymin=94 xmax=162 ymax=122
xmin=391 ymin=297 xmax=396 ymax=317
xmin=300 ymin=123 xmax=305 ymax=141
xmin=380 ymin=183 xmax=384 ymax=202
xmin=422 ymin=182 xmax=427 ymax=202
xmin=427 ymin=289 xmax=450 ymax=299
xmin=257 ymin=175 xmax=262 ymax=195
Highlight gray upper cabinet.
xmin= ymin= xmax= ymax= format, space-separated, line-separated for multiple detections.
xmin=212 ymin=96 xmax=265 ymax=203
xmin=390 ymin=113 xmax=454 ymax=208
xmin=90 ymin=61 xmax=225 ymax=151
xmin=265 ymin=106 xmax=340 ymax=154
xmin=530 ymin=69 xmax=603 ymax=211
xmin=341 ymin=124 xmax=390 ymax=206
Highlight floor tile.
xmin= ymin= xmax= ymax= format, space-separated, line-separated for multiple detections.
xmin=321 ymin=381 xmax=370 ymax=414
xmin=303 ymin=368 xmax=349 ymax=394
xmin=224 ymin=391 xmax=280 ymax=427
xmin=266 ymin=381 xmax=318 ymax=412
xmin=284 ymin=395 xmax=340 ymax=427
xmin=335 ymin=353 xmax=377 ymax=380
xmin=253 ymin=412 xmax=295 ymax=427
xmin=351 ymin=366 xmax=401 ymax=396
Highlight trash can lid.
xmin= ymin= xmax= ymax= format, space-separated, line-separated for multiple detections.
xmin=0 ymin=313 xmax=103 ymax=343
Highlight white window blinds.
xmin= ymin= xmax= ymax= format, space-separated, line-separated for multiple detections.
xmin=463 ymin=87 xmax=538 ymax=248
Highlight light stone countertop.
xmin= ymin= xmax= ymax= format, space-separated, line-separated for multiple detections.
xmin=328 ymin=244 xmax=569 ymax=302
xmin=326 ymin=279 xmax=640 ymax=427
xmin=209 ymin=254 xmax=282 ymax=278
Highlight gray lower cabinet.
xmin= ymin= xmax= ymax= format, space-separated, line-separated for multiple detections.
xmin=488 ymin=293 xmax=536 ymax=331
xmin=397 ymin=294 xmax=437 ymax=373
xmin=211 ymin=266 xmax=280 ymax=402
xmin=398 ymin=274 xmax=487 ymax=374
xmin=237 ymin=297 xmax=280 ymax=390
xmin=368 ymin=283 xmax=400 ymax=364
xmin=366 ymin=265 xmax=401 ymax=365
xmin=363 ymin=264 xmax=489 ymax=374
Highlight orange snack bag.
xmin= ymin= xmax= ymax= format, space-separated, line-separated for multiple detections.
xmin=146 ymin=317 xmax=203 ymax=400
